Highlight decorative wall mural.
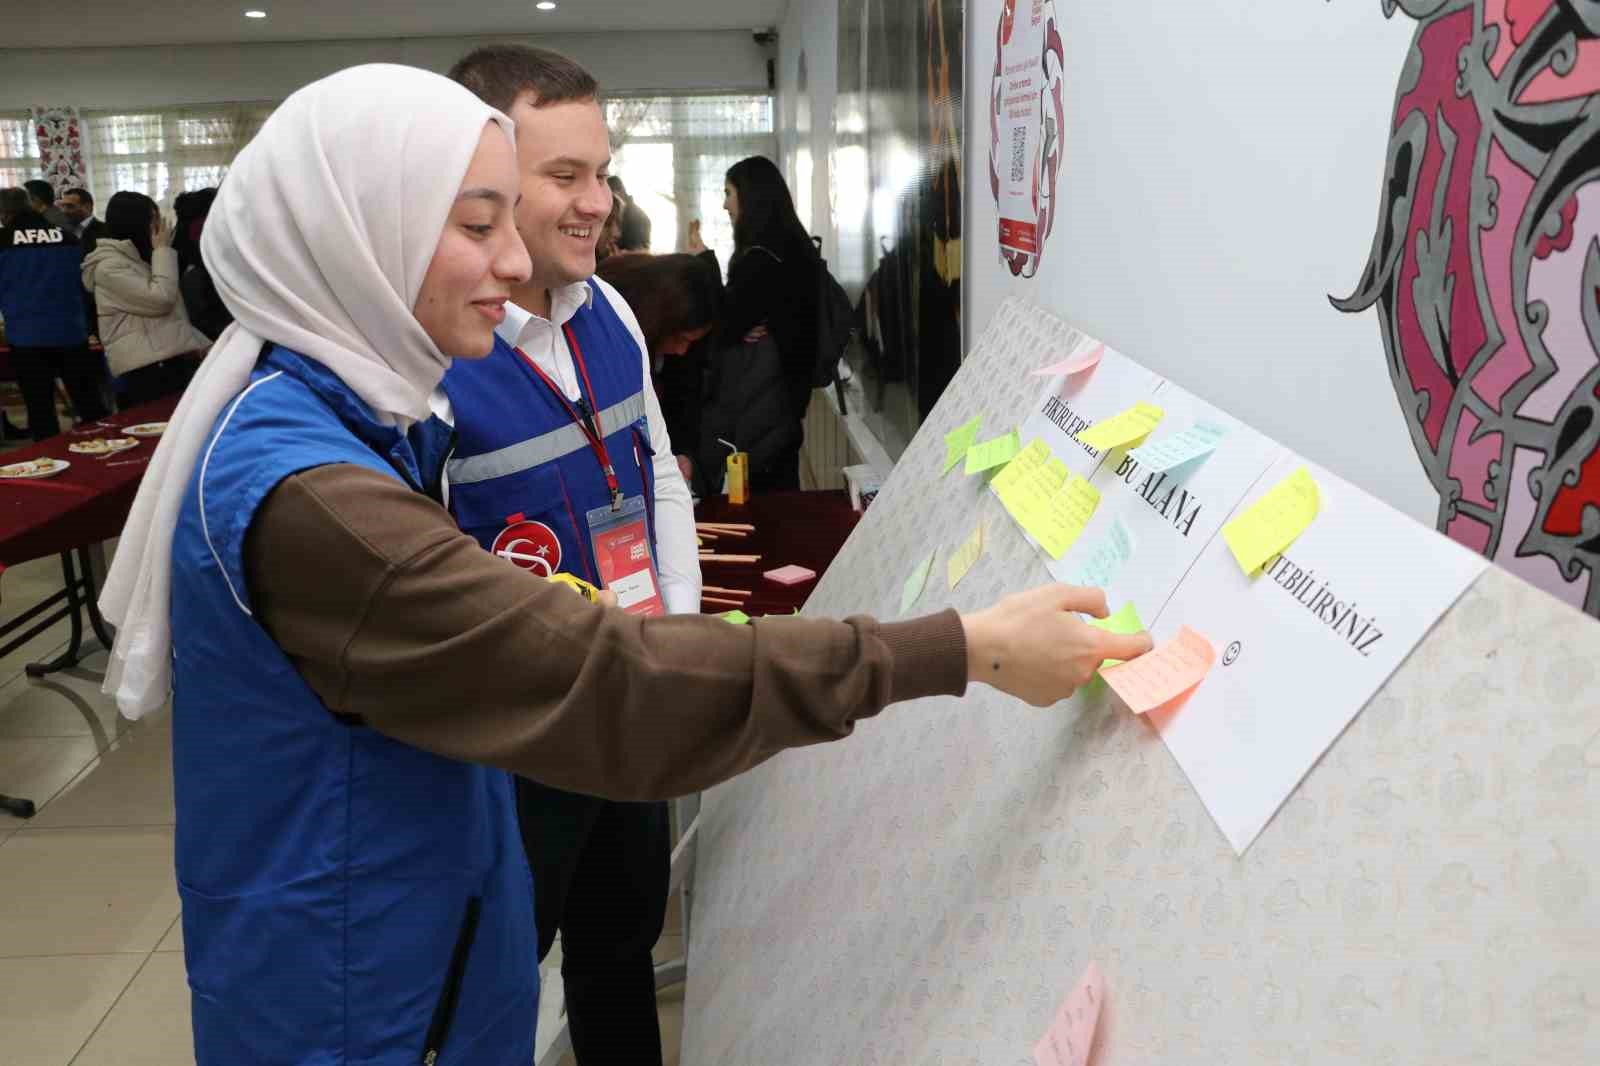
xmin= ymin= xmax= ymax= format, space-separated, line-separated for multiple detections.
xmin=1337 ymin=0 xmax=1600 ymax=616
xmin=988 ymin=0 xmax=1064 ymax=277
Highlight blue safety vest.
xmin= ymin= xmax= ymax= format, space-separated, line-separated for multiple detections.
xmin=441 ymin=281 xmax=657 ymax=582
xmin=170 ymin=345 xmax=536 ymax=1065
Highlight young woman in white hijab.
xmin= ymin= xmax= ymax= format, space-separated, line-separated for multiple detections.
xmin=97 ymin=64 xmax=1149 ymax=1065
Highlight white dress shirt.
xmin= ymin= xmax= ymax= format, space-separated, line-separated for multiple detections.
xmin=429 ymin=277 xmax=702 ymax=615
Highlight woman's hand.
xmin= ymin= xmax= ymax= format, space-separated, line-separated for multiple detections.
xmin=676 ymin=455 xmax=694 ymax=484
xmin=743 ymin=323 xmax=769 ymax=344
xmin=960 ymin=584 xmax=1153 ymax=707
xmin=152 ymin=212 xmax=173 ymax=248
xmin=686 ymin=219 xmax=707 ymax=254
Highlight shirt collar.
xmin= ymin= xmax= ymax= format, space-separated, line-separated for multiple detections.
xmin=494 ymin=280 xmax=596 ymax=349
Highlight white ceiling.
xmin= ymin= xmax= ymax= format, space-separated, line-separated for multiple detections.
xmin=9 ymin=0 xmax=786 ymax=50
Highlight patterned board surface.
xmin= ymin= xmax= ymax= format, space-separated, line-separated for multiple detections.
xmin=681 ymin=298 xmax=1600 ymax=1065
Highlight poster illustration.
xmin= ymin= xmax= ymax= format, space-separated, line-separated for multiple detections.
xmin=988 ymin=0 xmax=1064 ymax=277
xmin=1337 ymin=0 xmax=1600 ymax=617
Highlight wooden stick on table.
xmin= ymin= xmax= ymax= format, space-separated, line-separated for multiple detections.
xmin=701 ymin=584 xmax=751 ymax=597
xmin=699 ymin=553 xmax=761 ymax=563
xmin=701 ymin=595 xmax=744 ymax=609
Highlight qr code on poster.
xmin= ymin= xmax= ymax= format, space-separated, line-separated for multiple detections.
xmin=1009 ymin=126 xmax=1026 ymax=184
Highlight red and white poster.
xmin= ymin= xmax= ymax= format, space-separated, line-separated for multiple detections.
xmin=989 ymin=0 xmax=1064 ymax=278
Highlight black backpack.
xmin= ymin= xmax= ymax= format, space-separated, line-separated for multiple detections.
xmin=812 ymin=237 xmax=853 ymax=413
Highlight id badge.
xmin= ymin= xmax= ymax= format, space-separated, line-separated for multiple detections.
xmin=584 ymin=495 xmax=665 ymax=616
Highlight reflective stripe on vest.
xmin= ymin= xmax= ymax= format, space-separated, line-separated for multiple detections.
xmin=444 ymin=390 xmax=646 ymax=486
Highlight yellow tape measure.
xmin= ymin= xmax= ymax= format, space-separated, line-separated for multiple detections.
xmin=547 ymin=572 xmax=601 ymax=603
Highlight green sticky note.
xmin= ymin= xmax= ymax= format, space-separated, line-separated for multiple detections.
xmin=719 ymin=609 xmax=751 ymax=625
xmin=901 ymin=551 xmax=936 ymax=614
xmin=1086 ymin=600 xmax=1144 ymax=668
xmin=964 ymin=430 xmax=1022 ymax=475
xmin=943 ymin=414 xmax=984 ymax=474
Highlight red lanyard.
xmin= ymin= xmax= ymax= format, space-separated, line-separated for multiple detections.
xmin=515 ymin=323 xmax=622 ymax=509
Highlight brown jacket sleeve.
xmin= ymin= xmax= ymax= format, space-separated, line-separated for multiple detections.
xmin=244 ymin=462 xmax=968 ymax=800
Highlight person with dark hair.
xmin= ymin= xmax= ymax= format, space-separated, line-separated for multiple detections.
xmin=597 ymin=252 xmax=721 ymax=485
xmin=596 ymin=192 xmax=624 ymax=261
xmin=446 ymin=43 xmax=699 ymax=1066
xmin=689 ymin=155 xmax=821 ymax=492
xmin=617 ymin=195 xmax=652 ymax=252
xmin=0 ymin=185 xmax=110 ymax=438
xmin=95 ymin=63 xmax=1151 ymax=1066
xmin=58 ymin=187 xmax=103 ymax=244
xmin=81 ymin=190 xmax=210 ymax=406
xmin=172 ymin=187 xmax=233 ymax=340
xmin=24 ymin=179 xmax=68 ymax=228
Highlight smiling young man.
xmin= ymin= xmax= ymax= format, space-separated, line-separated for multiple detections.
xmin=445 ymin=45 xmax=699 ymax=1066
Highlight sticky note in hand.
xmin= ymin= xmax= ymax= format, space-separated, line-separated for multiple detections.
xmin=1127 ymin=419 xmax=1228 ymax=474
xmin=719 ymin=609 xmax=751 ymax=625
xmin=943 ymin=414 xmax=984 ymax=474
xmin=1220 ymin=466 xmax=1320 ymax=575
xmin=1099 ymin=625 xmax=1216 ymax=714
xmin=965 ymin=430 xmax=1022 ymax=475
xmin=947 ymin=523 xmax=984 ymax=588
xmin=1034 ymin=962 xmax=1105 ymax=1066
xmin=1075 ymin=402 xmax=1164 ymax=453
xmin=1085 ymin=600 xmax=1144 ymax=668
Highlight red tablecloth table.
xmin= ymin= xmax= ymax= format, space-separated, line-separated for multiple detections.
xmin=693 ymin=490 xmax=862 ymax=617
xmin=0 ymin=396 xmax=179 ymax=675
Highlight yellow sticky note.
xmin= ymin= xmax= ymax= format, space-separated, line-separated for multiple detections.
xmin=947 ymin=524 xmax=984 ymax=588
xmin=1076 ymin=402 xmax=1165 ymax=453
xmin=965 ymin=430 xmax=1022 ymax=475
xmin=1221 ymin=466 xmax=1320 ymax=575
xmin=1022 ymin=475 xmax=1100 ymax=559
xmin=1086 ymin=600 xmax=1144 ymax=668
xmin=991 ymin=438 xmax=1050 ymax=496
xmin=1099 ymin=625 xmax=1216 ymax=714
xmin=943 ymin=414 xmax=984 ymax=474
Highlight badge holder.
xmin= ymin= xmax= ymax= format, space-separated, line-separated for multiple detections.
xmin=585 ymin=495 xmax=665 ymax=616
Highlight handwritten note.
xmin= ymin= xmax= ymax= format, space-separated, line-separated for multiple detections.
xmin=1032 ymin=476 xmax=1101 ymax=559
xmin=996 ymin=450 xmax=1069 ymax=521
xmin=1031 ymin=341 xmax=1105 ymax=378
xmin=1099 ymin=625 xmax=1216 ymax=714
xmin=1127 ymin=419 xmax=1229 ymax=473
xmin=947 ymin=523 xmax=985 ymax=588
xmin=1070 ymin=518 xmax=1135 ymax=590
xmin=990 ymin=438 xmax=1051 ymax=496
xmin=965 ymin=429 xmax=1022 ymax=475
xmin=719 ymin=609 xmax=751 ymax=625
xmin=1034 ymin=962 xmax=1106 ymax=1066
xmin=943 ymin=414 xmax=984 ymax=474
xmin=901 ymin=550 xmax=936 ymax=614
xmin=1086 ymin=599 xmax=1144 ymax=668
xmin=1075 ymin=401 xmax=1165 ymax=453
xmin=1220 ymin=465 xmax=1320 ymax=575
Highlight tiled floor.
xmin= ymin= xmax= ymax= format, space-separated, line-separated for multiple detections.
xmin=0 ymin=552 xmax=687 ymax=1065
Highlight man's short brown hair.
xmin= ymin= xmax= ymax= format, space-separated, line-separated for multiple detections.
xmin=448 ymin=45 xmax=599 ymax=113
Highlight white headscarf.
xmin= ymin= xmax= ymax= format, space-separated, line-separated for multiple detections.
xmin=100 ymin=64 xmax=516 ymax=718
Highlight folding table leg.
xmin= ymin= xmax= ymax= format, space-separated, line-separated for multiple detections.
xmin=25 ymin=550 xmax=87 ymax=678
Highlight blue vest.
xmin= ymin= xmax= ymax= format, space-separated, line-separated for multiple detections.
xmin=441 ymin=282 xmax=658 ymax=583
xmin=170 ymin=346 xmax=536 ymax=1065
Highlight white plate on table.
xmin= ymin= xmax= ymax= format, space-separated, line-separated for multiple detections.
xmin=124 ymin=422 xmax=167 ymax=438
xmin=68 ymin=437 xmax=138 ymax=456
xmin=0 ymin=457 xmax=70 ymax=479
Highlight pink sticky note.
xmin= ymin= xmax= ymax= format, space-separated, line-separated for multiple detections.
xmin=763 ymin=564 xmax=817 ymax=586
xmin=1034 ymin=962 xmax=1105 ymax=1066
xmin=1031 ymin=341 xmax=1105 ymax=378
xmin=1099 ymin=625 xmax=1215 ymax=714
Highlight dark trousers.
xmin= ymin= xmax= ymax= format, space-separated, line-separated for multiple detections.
xmin=10 ymin=345 xmax=110 ymax=440
xmin=117 ymin=354 xmax=197 ymax=410
xmin=518 ymin=777 xmax=670 ymax=1065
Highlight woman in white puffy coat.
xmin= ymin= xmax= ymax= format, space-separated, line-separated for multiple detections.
xmin=81 ymin=191 xmax=209 ymax=407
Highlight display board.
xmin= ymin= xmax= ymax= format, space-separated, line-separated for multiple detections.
xmin=681 ymin=298 xmax=1600 ymax=1064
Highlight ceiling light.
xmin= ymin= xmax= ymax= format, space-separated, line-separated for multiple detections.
xmin=244 ymin=9 xmax=267 ymax=17
xmin=536 ymin=1 xmax=557 ymax=10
